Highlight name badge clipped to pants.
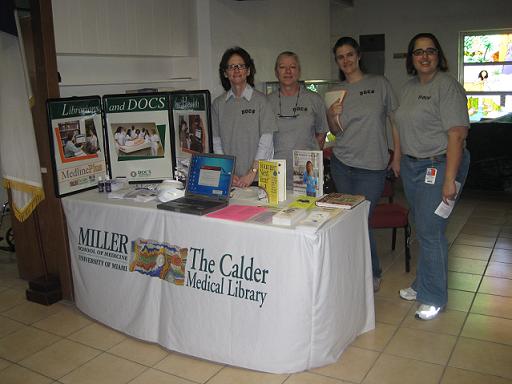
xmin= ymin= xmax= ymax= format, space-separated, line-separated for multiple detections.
xmin=425 ymin=167 xmax=437 ymax=184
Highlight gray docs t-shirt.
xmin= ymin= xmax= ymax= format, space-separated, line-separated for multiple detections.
xmin=268 ymin=86 xmax=329 ymax=186
xmin=212 ymin=88 xmax=277 ymax=176
xmin=395 ymin=72 xmax=469 ymax=158
xmin=331 ymin=74 xmax=398 ymax=170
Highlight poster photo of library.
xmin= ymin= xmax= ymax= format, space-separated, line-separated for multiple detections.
xmin=57 ymin=118 xmax=100 ymax=162
xmin=111 ymin=122 xmax=164 ymax=159
xmin=177 ymin=113 xmax=207 ymax=154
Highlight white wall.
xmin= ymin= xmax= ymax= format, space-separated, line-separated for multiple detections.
xmin=330 ymin=0 xmax=512 ymax=91
xmin=208 ymin=0 xmax=332 ymax=98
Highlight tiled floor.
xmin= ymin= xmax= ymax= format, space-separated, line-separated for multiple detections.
xmin=0 ymin=189 xmax=511 ymax=384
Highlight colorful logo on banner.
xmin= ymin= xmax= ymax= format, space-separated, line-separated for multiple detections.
xmin=76 ymin=227 xmax=270 ymax=307
xmin=129 ymin=239 xmax=187 ymax=285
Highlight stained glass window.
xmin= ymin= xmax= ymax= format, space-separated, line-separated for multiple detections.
xmin=460 ymin=31 xmax=512 ymax=122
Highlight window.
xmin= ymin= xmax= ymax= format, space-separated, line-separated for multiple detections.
xmin=459 ymin=30 xmax=512 ymax=122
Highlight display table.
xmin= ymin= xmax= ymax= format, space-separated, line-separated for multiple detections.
xmin=62 ymin=190 xmax=374 ymax=373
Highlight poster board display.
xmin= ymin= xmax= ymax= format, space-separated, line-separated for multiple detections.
xmin=46 ymin=96 xmax=107 ymax=197
xmin=169 ymin=90 xmax=212 ymax=178
xmin=103 ymin=93 xmax=175 ymax=181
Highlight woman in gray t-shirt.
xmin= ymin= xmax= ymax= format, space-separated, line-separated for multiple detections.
xmin=327 ymin=36 xmax=400 ymax=293
xmin=395 ymin=33 xmax=470 ymax=321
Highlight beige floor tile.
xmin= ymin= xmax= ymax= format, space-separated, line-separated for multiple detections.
xmin=0 ymin=326 xmax=60 ymax=362
xmin=486 ymin=262 xmax=512 ymax=279
xmin=479 ymin=276 xmax=512 ymax=297
xmin=454 ymin=234 xmax=496 ymax=248
xmin=350 ymin=322 xmax=397 ymax=351
xmin=0 ymin=314 xmax=24 ymax=338
xmin=0 ymin=277 xmax=26 ymax=290
xmin=469 ymin=208 xmax=508 ymax=218
xmin=384 ymin=327 xmax=456 ymax=365
xmin=128 ymin=368 xmax=196 ymax=384
xmin=207 ymin=366 xmax=288 ymax=384
xmin=0 ymin=364 xmax=53 ymax=384
xmin=374 ymin=296 xmax=412 ymax=325
xmin=59 ymin=353 xmax=146 ymax=384
xmin=374 ymin=275 xmax=415 ymax=300
xmin=496 ymin=237 xmax=512 ymax=250
xmin=442 ymin=367 xmax=512 ymax=384
xmin=0 ymin=357 xmax=11 ymax=370
xmin=460 ymin=223 xmax=502 ymax=237
xmin=449 ymin=337 xmax=512 ymax=379
xmin=501 ymin=226 xmax=512 ymax=238
xmin=287 ymin=372 xmax=351 ymax=384
xmin=154 ymin=353 xmax=223 ymax=383
xmin=402 ymin=306 xmax=466 ymax=336
xmin=447 ymin=289 xmax=475 ymax=312
xmin=448 ymin=257 xmax=487 ymax=275
xmin=310 ymin=346 xmax=379 ymax=382
xmin=492 ymin=249 xmax=512 ymax=263
xmin=18 ymin=339 xmax=101 ymax=379
xmin=448 ymin=271 xmax=482 ymax=292
xmin=2 ymin=301 xmax=65 ymax=325
xmin=0 ymin=288 xmax=26 ymax=312
xmin=471 ymin=293 xmax=512 ymax=319
xmin=449 ymin=244 xmax=492 ymax=260
xmin=362 ymin=353 xmax=443 ymax=384
xmin=465 ymin=216 xmax=507 ymax=226
xmin=68 ymin=322 xmax=126 ymax=351
xmin=108 ymin=338 xmax=168 ymax=367
xmin=462 ymin=313 xmax=512 ymax=346
xmin=32 ymin=307 xmax=92 ymax=336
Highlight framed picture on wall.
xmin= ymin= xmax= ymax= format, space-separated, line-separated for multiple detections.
xmin=46 ymin=96 xmax=107 ymax=197
xmin=103 ymin=93 xmax=175 ymax=181
xmin=169 ymin=90 xmax=212 ymax=178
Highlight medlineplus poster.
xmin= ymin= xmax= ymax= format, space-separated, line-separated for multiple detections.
xmin=47 ymin=96 xmax=107 ymax=197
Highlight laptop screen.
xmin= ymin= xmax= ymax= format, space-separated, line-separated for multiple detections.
xmin=186 ymin=153 xmax=235 ymax=200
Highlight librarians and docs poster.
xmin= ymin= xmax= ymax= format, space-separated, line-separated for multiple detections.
xmin=103 ymin=93 xmax=175 ymax=181
xmin=46 ymin=96 xmax=107 ymax=197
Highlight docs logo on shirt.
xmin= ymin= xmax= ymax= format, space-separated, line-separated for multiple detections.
xmin=241 ymin=109 xmax=256 ymax=115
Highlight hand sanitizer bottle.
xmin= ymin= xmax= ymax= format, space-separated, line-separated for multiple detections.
xmin=105 ymin=175 xmax=112 ymax=193
xmin=98 ymin=176 xmax=105 ymax=192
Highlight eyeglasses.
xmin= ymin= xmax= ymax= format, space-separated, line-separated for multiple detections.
xmin=412 ymin=48 xmax=439 ymax=57
xmin=226 ymin=64 xmax=247 ymax=71
xmin=277 ymin=87 xmax=300 ymax=119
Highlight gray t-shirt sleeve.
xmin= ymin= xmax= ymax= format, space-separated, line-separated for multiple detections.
xmin=382 ymin=77 xmax=399 ymax=115
xmin=439 ymin=80 xmax=470 ymax=131
xmin=211 ymin=96 xmax=220 ymax=137
xmin=311 ymin=92 xmax=330 ymax=134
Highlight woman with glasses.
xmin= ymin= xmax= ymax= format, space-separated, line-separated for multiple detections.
xmin=212 ymin=47 xmax=277 ymax=188
xmin=395 ymin=33 xmax=470 ymax=320
xmin=268 ymin=51 xmax=329 ymax=187
xmin=327 ymin=36 xmax=400 ymax=292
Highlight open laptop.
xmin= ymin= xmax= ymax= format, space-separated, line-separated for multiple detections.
xmin=157 ymin=153 xmax=235 ymax=215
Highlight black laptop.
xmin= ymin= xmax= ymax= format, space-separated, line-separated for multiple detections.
xmin=157 ymin=153 xmax=235 ymax=215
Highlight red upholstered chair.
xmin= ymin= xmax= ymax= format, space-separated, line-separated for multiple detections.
xmin=369 ymin=177 xmax=412 ymax=272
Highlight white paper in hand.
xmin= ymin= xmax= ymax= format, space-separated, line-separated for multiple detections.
xmin=324 ymin=90 xmax=347 ymax=132
xmin=434 ymin=181 xmax=461 ymax=218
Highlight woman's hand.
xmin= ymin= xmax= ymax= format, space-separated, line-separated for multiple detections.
xmin=236 ymin=171 xmax=256 ymax=188
xmin=327 ymin=101 xmax=343 ymax=134
xmin=442 ymin=179 xmax=457 ymax=203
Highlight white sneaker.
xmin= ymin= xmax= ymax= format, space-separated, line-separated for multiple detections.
xmin=415 ymin=304 xmax=444 ymax=320
xmin=399 ymin=287 xmax=417 ymax=301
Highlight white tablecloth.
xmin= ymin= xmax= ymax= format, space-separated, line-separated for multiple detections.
xmin=62 ymin=190 xmax=374 ymax=373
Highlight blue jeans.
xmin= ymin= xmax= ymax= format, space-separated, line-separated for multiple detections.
xmin=330 ymin=155 xmax=387 ymax=278
xmin=400 ymin=149 xmax=470 ymax=307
